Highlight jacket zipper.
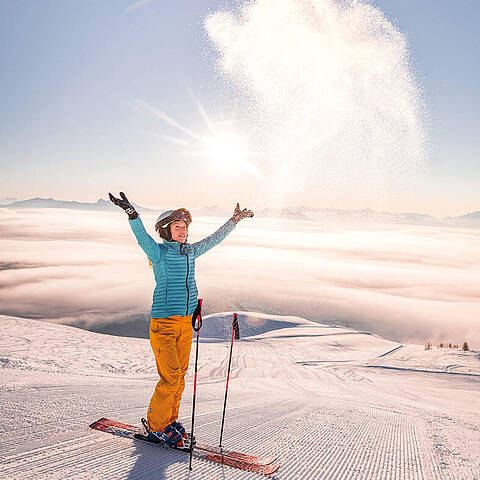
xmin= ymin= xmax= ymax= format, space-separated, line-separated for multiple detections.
xmin=182 ymin=245 xmax=190 ymax=316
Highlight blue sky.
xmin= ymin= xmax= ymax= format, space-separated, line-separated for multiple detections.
xmin=0 ymin=0 xmax=478 ymax=216
xmin=374 ymin=0 xmax=479 ymax=215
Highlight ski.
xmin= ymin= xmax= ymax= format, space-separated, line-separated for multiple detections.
xmin=196 ymin=441 xmax=276 ymax=465
xmin=134 ymin=432 xmax=278 ymax=475
xmin=89 ymin=417 xmax=276 ymax=465
xmin=89 ymin=418 xmax=278 ymax=475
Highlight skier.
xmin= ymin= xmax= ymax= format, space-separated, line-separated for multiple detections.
xmin=109 ymin=192 xmax=253 ymax=447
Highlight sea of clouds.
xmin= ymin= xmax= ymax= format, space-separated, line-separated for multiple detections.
xmin=0 ymin=207 xmax=478 ymax=346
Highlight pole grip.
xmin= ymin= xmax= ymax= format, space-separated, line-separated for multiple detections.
xmin=233 ymin=312 xmax=240 ymax=340
xmin=192 ymin=298 xmax=203 ymax=332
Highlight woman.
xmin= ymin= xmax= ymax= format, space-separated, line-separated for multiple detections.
xmin=109 ymin=192 xmax=253 ymax=447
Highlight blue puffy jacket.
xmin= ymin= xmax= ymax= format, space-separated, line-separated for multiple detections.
xmin=129 ymin=216 xmax=236 ymax=318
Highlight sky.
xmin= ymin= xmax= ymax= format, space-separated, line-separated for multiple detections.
xmin=0 ymin=0 xmax=479 ymax=217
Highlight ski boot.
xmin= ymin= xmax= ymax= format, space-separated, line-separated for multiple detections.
xmin=141 ymin=418 xmax=184 ymax=448
xmin=171 ymin=420 xmax=195 ymax=445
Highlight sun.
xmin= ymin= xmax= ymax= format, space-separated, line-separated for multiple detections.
xmin=204 ymin=132 xmax=248 ymax=167
xmin=199 ymin=123 xmax=263 ymax=179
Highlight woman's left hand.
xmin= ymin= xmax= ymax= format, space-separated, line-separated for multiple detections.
xmin=231 ymin=203 xmax=254 ymax=224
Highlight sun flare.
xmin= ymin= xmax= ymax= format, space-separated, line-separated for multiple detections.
xmin=204 ymin=132 xmax=247 ymax=167
xmin=135 ymin=98 xmax=264 ymax=180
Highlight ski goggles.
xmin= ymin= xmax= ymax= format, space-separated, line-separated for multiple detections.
xmin=171 ymin=208 xmax=192 ymax=225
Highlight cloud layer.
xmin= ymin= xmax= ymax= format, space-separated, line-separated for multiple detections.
xmin=0 ymin=208 xmax=478 ymax=345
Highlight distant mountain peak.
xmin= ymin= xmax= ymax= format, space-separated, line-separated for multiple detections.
xmin=0 ymin=197 xmax=153 ymax=212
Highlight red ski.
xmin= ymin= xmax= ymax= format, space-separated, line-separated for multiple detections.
xmin=89 ymin=418 xmax=278 ymax=475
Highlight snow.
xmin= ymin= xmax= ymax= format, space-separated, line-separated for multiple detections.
xmin=1 ymin=313 xmax=479 ymax=479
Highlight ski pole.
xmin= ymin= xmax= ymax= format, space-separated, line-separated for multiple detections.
xmin=189 ymin=299 xmax=203 ymax=471
xmin=219 ymin=312 xmax=239 ymax=447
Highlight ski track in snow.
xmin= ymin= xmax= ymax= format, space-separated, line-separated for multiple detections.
xmin=1 ymin=315 xmax=479 ymax=479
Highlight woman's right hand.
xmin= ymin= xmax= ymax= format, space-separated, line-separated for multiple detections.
xmin=109 ymin=192 xmax=138 ymax=220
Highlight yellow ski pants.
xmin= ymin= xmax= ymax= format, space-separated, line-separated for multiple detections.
xmin=147 ymin=315 xmax=193 ymax=432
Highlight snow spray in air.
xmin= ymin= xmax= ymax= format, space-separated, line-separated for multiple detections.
xmin=205 ymin=0 xmax=426 ymax=209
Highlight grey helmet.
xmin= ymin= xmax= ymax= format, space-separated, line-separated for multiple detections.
xmin=155 ymin=208 xmax=192 ymax=241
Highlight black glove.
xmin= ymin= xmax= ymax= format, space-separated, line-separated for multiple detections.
xmin=231 ymin=203 xmax=254 ymax=224
xmin=109 ymin=192 xmax=138 ymax=220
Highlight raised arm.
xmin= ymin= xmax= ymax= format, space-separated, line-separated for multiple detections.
xmin=192 ymin=219 xmax=236 ymax=258
xmin=109 ymin=192 xmax=163 ymax=263
xmin=128 ymin=217 xmax=163 ymax=263
xmin=193 ymin=203 xmax=254 ymax=258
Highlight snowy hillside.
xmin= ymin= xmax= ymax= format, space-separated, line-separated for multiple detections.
xmin=1 ymin=314 xmax=479 ymax=479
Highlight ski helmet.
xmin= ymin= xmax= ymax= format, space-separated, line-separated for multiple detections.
xmin=155 ymin=208 xmax=192 ymax=241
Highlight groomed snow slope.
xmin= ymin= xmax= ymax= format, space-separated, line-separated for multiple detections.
xmin=1 ymin=314 xmax=479 ymax=479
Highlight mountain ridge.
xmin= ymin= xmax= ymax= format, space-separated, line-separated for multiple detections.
xmin=1 ymin=197 xmax=479 ymax=226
